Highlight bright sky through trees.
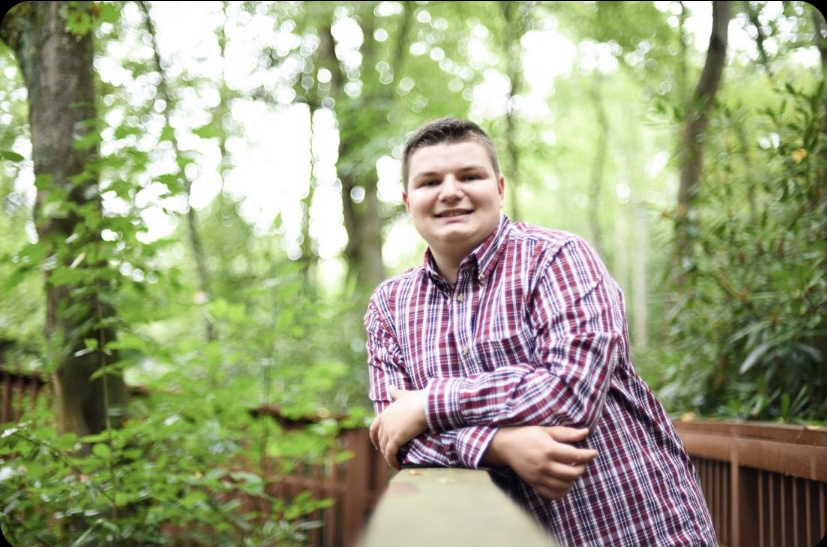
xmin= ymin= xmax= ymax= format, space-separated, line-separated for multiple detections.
xmin=9 ymin=1 xmax=814 ymax=274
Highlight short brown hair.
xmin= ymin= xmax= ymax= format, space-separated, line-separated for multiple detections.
xmin=402 ymin=117 xmax=500 ymax=190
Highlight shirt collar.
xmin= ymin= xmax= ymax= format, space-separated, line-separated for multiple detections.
xmin=423 ymin=214 xmax=511 ymax=285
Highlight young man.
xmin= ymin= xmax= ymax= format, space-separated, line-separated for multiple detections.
xmin=364 ymin=116 xmax=717 ymax=546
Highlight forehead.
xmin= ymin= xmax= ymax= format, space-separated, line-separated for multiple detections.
xmin=408 ymin=141 xmax=492 ymax=174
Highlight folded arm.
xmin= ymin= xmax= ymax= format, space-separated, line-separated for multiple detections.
xmin=365 ymin=297 xmax=498 ymax=470
xmin=365 ymin=238 xmax=615 ymax=480
xmin=426 ymin=238 xmax=623 ymax=434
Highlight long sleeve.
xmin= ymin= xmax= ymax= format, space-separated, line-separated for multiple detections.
xmin=364 ymin=220 xmax=717 ymax=547
xmin=425 ymin=237 xmax=623 ymax=433
xmin=365 ymin=295 xmax=497 ymax=469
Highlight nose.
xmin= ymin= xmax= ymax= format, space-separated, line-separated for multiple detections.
xmin=439 ymin=176 xmax=463 ymax=200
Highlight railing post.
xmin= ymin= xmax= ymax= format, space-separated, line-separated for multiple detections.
xmin=342 ymin=428 xmax=371 ymax=547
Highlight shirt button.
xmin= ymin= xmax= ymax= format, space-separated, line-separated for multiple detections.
xmin=461 ymin=347 xmax=469 ymax=356
xmin=456 ymin=294 xmax=465 ymax=302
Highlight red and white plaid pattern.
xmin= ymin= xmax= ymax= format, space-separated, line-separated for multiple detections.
xmin=365 ymin=215 xmax=717 ymax=547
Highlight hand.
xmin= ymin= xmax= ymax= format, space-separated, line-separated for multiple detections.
xmin=484 ymin=426 xmax=598 ymax=500
xmin=369 ymin=386 xmax=428 ymax=470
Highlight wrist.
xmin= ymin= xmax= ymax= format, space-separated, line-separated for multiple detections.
xmin=481 ymin=428 xmax=510 ymax=467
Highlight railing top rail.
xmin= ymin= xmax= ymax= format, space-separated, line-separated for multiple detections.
xmin=0 ymin=364 xmax=48 ymax=385
xmin=673 ymin=418 xmax=827 ymax=447
xmin=357 ymin=467 xmax=557 ymax=547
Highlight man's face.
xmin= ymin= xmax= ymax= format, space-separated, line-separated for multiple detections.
xmin=403 ymin=140 xmax=504 ymax=264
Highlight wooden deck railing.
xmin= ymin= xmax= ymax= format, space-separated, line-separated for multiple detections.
xmin=2 ymin=365 xmax=825 ymax=547
xmin=673 ymin=418 xmax=827 ymax=547
xmin=0 ymin=365 xmax=47 ymax=423
xmin=356 ymin=467 xmax=556 ymax=547
xmin=251 ymin=412 xmax=391 ymax=547
xmin=0 ymin=365 xmax=388 ymax=547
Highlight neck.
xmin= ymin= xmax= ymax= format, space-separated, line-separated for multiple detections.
xmin=431 ymin=251 xmax=463 ymax=284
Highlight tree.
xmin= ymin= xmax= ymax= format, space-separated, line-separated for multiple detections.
xmin=671 ymin=0 xmax=732 ymax=290
xmin=0 ymin=1 xmax=128 ymax=440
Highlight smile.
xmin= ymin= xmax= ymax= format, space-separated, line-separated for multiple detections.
xmin=435 ymin=210 xmax=472 ymax=218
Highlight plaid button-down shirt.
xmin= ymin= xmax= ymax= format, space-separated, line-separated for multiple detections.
xmin=365 ymin=215 xmax=717 ymax=547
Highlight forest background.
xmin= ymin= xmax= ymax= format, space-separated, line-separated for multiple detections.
xmin=0 ymin=1 xmax=825 ymax=546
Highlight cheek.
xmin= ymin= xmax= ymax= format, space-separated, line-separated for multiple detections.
xmin=406 ymin=195 xmax=430 ymax=215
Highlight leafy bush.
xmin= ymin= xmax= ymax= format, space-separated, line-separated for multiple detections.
xmin=0 ymin=387 xmax=341 ymax=547
xmin=654 ymin=80 xmax=826 ymax=423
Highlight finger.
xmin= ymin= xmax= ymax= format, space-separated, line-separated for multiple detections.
xmin=377 ymin=427 xmax=400 ymax=470
xmin=563 ymin=447 xmax=599 ymax=465
xmin=369 ymin=417 xmax=381 ymax=450
xmin=389 ymin=386 xmax=400 ymax=400
xmin=545 ymin=461 xmax=589 ymax=481
xmin=536 ymin=483 xmax=570 ymax=500
xmin=546 ymin=426 xmax=590 ymax=443
xmin=384 ymin=439 xmax=401 ymax=470
xmin=536 ymin=475 xmax=579 ymax=499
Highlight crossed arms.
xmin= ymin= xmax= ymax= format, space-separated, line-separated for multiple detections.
xmin=365 ymin=238 xmax=621 ymax=500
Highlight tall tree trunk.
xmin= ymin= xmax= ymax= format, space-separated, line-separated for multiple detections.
xmin=587 ymin=74 xmax=609 ymax=256
xmin=321 ymin=2 xmax=413 ymax=298
xmin=671 ymin=0 xmax=732 ymax=290
xmin=0 ymin=1 xmax=129 ymax=439
xmin=138 ymin=1 xmax=217 ymax=342
xmin=500 ymin=0 xmax=528 ymax=222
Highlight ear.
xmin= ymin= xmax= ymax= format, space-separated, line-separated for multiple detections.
xmin=402 ymin=191 xmax=411 ymax=215
xmin=498 ymin=175 xmax=505 ymax=207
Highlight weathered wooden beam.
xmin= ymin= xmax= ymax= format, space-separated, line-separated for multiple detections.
xmin=357 ymin=467 xmax=557 ymax=547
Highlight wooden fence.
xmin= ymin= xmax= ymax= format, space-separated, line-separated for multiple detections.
xmin=252 ymin=410 xmax=391 ymax=547
xmin=2 ymin=365 xmax=825 ymax=547
xmin=0 ymin=365 xmax=390 ymax=547
xmin=0 ymin=365 xmax=47 ymax=423
xmin=673 ymin=418 xmax=827 ymax=547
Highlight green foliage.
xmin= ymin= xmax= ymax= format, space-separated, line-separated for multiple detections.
xmin=652 ymin=78 xmax=826 ymax=423
xmin=0 ymin=44 xmax=43 ymax=367
xmin=1 ymin=385 xmax=337 ymax=546
xmin=1 ymin=8 xmax=826 ymax=547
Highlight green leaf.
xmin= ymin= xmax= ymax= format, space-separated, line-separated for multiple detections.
xmin=0 ymin=150 xmax=24 ymax=161
xmin=739 ymin=342 xmax=773 ymax=374
xmin=115 ymin=491 xmax=130 ymax=506
xmin=96 ymin=3 xmax=121 ymax=24
xmin=92 ymin=443 xmax=111 ymax=459
xmin=191 ymin=124 xmax=222 ymax=139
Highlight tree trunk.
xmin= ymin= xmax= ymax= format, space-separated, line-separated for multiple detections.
xmin=138 ymin=1 xmax=217 ymax=342
xmin=500 ymin=1 xmax=526 ymax=222
xmin=588 ymin=74 xmax=609 ymax=256
xmin=671 ymin=0 xmax=732 ymax=290
xmin=0 ymin=2 xmax=129 ymax=439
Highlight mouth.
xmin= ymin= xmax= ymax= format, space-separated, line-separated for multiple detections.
xmin=435 ymin=209 xmax=472 ymax=218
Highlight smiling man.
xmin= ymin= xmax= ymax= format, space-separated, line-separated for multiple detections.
xmin=363 ymin=117 xmax=717 ymax=547
xmin=403 ymin=138 xmax=504 ymax=282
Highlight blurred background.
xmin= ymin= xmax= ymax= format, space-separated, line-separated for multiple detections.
xmin=0 ymin=2 xmax=824 ymax=545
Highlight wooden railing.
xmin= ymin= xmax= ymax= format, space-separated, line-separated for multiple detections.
xmin=251 ymin=412 xmax=391 ymax=547
xmin=356 ymin=467 xmax=556 ymax=547
xmin=0 ymin=365 xmax=389 ymax=547
xmin=673 ymin=418 xmax=827 ymax=547
xmin=0 ymin=365 xmax=47 ymax=423
xmin=3 ymin=365 xmax=825 ymax=547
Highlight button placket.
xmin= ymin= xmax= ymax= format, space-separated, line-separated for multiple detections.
xmin=453 ymin=286 xmax=476 ymax=372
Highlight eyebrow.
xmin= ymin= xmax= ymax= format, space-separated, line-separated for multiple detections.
xmin=411 ymin=165 xmax=488 ymax=183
